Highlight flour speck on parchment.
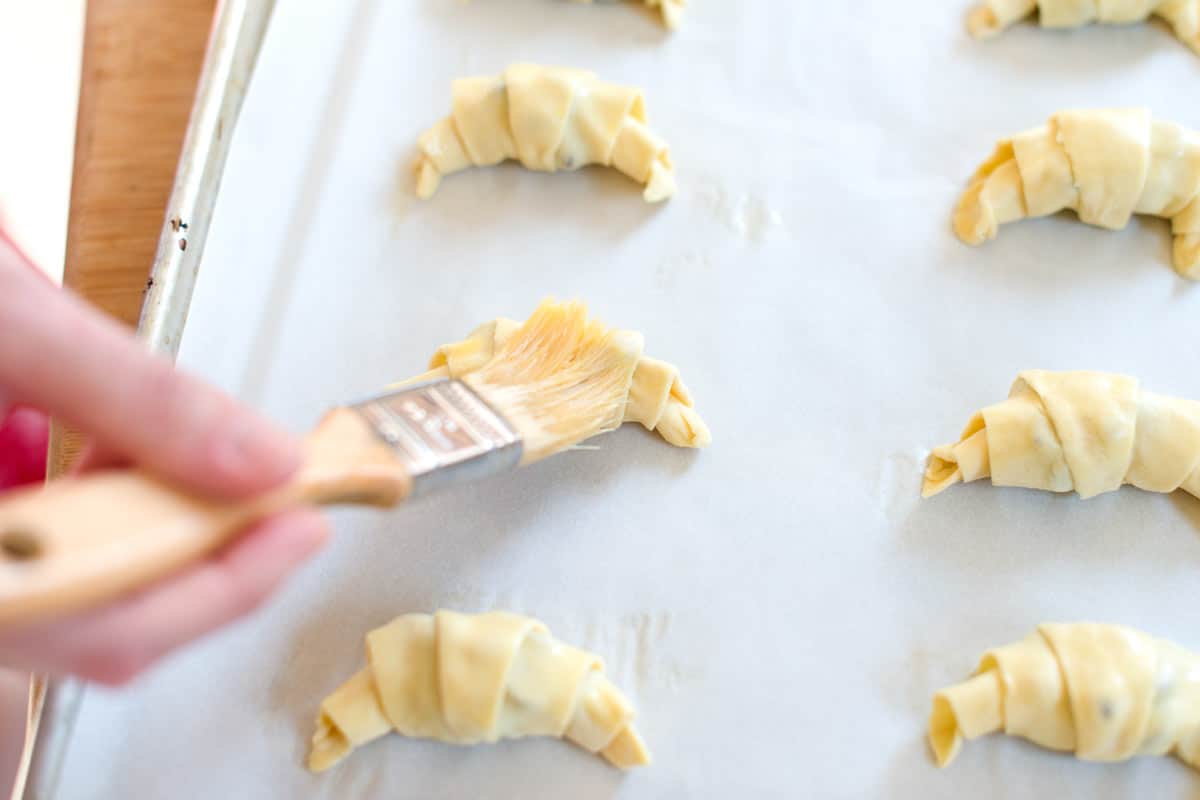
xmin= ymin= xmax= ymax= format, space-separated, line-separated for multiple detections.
xmin=695 ymin=183 xmax=783 ymax=242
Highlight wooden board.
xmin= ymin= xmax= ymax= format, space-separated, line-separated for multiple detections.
xmin=50 ymin=0 xmax=218 ymax=475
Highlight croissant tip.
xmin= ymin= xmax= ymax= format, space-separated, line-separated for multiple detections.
xmin=965 ymin=6 xmax=1002 ymax=39
xmin=307 ymin=714 xmax=353 ymax=773
xmin=643 ymin=164 xmax=677 ymax=203
xmin=660 ymin=4 xmax=683 ymax=30
xmin=921 ymin=451 xmax=963 ymax=498
xmin=1174 ymin=234 xmax=1200 ymax=279
xmin=921 ymin=478 xmax=960 ymax=499
xmin=952 ymin=193 xmax=995 ymax=246
xmin=601 ymin=725 xmax=653 ymax=768
xmin=682 ymin=418 xmax=712 ymax=449
xmin=413 ymin=157 xmax=442 ymax=199
xmin=657 ymin=406 xmax=711 ymax=449
xmin=928 ymin=696 xmax=963 ymax=768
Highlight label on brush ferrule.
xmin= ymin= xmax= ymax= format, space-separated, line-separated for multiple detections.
xmin=354 ymin=380 xmax=523 ymax=497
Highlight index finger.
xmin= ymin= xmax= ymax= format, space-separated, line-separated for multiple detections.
xmin=0 ymin=239 xmax=300 ymax=499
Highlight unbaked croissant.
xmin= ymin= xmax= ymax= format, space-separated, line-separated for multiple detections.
xmin=414 ymin=64 xmax=675 ymax=203
xmin=954 ymin=109 xmax=1200 ymax=279
xmin=396 ymin=311 xmax=711 ymax=449
xmin=308 ymin=611 xmax=651 ymax=771
xmin=966 ymin=0 xmax=1200 ymax=54
xmin=931 ymin=623 xmax=1200 ymax=770
xmin=575 ymin=0 xmax=686 ymax=29
xmin=923 ymin=370 xmax=1200 ymax=499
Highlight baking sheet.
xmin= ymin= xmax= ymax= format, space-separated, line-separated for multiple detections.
xmin=55 ymin=1 xmax=1200 ymax=797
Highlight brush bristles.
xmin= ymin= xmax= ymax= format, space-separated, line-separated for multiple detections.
xmin=463 ymin=300 xmax=642 ymax=464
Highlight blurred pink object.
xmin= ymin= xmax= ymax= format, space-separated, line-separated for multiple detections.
xmin=0 ymin=226 xmax=51 ymax=489
xmin=0 ymin=407 xmax=48 ymax=489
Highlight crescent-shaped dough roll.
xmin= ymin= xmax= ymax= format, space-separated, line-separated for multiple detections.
xmin=953 ymin=109 xmax=1200 ymax=279
xmin=414 ymin=64 xmax=675 ymax=203
xmin=575 ymin=0 xmax=686 ymax=29
xmin=966 ymin=0 xmax=1200 ymax=54
xmin=395 ymin=309 xmax=711 ymax=449
xmin=923 ymin=370 xmax=1200 ymax=499
xmin=930 ymin=623 xmax=1200 ymax=770
xmin=308 ymin=611 xmax=651 ymax=772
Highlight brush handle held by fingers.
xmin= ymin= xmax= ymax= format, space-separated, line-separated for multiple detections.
xmin=0 ymin=408 xmax=412 ymax=628
xmin=0 ymin=381 xmax=524 ymax=628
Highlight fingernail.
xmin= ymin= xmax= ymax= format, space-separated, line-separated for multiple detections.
xmin=215 ymin=412 xmax=303 ymax=484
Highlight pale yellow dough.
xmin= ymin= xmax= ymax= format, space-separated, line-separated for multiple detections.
xmin=396 ymin=311 xmax=712 ymax=449
xmin=414 ymin=64 xmax=675 ymax=203
xmin=308 ymin=611 xmax=651 ymax=771
xmin=574 ymin=0 xmax=686 ymax=29
xmin=967 ymin=0 xmax=1200 ymax=54
xmin=931 ymin=623 xmax=1200 ymax=770
xmin=953 ymin=109 xmax=1200 ymax=279
xmin=923 ymin=370 xmax=1200 ymax=499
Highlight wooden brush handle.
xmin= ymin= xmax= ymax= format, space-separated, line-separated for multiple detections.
xmin=0 ymin=409 xmax=411 ymax=628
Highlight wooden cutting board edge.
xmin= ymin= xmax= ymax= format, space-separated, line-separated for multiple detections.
xmin=48 ymin=0 xmax=220 ymax=477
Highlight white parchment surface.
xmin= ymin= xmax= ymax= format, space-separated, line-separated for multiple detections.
xmin=57 ymin=1 xmax=1200 ymax=797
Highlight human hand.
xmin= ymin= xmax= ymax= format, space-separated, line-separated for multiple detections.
xmin=0 ymin=233 xmax=328 ymax=685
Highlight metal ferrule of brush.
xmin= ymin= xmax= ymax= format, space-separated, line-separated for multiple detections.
xmin=353 ymin=379 xmax=524 ymax=498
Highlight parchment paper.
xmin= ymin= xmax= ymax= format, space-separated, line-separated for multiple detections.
xmin=56 ymin=1 xmax=1200 ymax=797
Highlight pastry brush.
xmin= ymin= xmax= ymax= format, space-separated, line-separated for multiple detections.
xmin=0 ymin=300 xmax=641 ymax=627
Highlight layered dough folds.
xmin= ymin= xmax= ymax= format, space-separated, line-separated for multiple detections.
xmin=414 ymin=64 xmax=675 ymax=202
xmin=967 ymin=0 xmax=1200 ymax=54
xmin=398 ymin=311 xmax=712 ymax=449
xmin=923 ymin=370 xmax=1200 ymax=499
xmin=954 ymin=109 xmax=1200 ymax=279
xmin=576 ymin=0 xmax=686 ymax=29
xmin=931 ymin=623 xmax=1200 ymax=770
xmin=309 ymin=611 xmax=651 ymax=771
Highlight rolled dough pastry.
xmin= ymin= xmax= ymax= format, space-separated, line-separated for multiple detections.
xmin=575 ymin=0 xmax=686 ymax=29
xmin=397 ymin=309 xmax=712 ymax=449
xmin=966 ymin=0 xmax=1200 ymax=54
xmin=923 ymin=370 xmax=1200 ymax=499
xmin=414 ymin=64 xmax=676 ymax=203
xmin=931 ymin=623 xmax=1200 ymax=770
xmin=953 ymin=108 xmax=1200 ymax=279
xmin=308 ymin=611 xmax=651 ymax=771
